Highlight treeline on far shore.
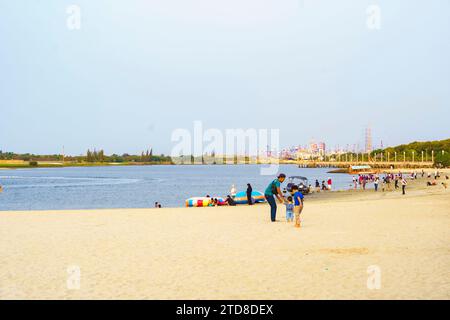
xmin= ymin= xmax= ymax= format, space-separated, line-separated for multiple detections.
xmin=376 ymin=138 xmax=450 ymax=167
xmin=1 ymin=138 xmax=449 ymax=168
xmin=0 ymin=149 xmax=173 ymax=167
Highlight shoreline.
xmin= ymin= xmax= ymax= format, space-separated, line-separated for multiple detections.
xmin=1 ymin=173 xmax=449 ymax=299
xmin=1 ymin=168 xmax=447 ymax=212
xmin=0 ymin=160 xmax=443 ymax=170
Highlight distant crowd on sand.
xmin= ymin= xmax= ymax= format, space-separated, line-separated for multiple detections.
xmin=260 ymin=169 xmax=449 ymax=226
xmin=350 ymin=169 xmax=448 ymax=195
xmin=152 ymin=169 xmax=448 ymax=217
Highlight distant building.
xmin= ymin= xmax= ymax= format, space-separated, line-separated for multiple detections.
xmin=309 ymin=142 xmax=318 ymax=154
xmin=318 ymin=142 xmax=326 ymax=155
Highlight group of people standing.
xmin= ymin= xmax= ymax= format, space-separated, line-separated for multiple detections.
xmin=264 ymin=174 xmax=304 ymax=227
xmin=353 ymin=172 xmax=409 ymax=195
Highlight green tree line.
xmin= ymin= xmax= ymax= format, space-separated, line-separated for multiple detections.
xmin=375 ymin=138 xmax=450 ymax=167
xmin=0 ymin=149 xmax=172 ymax=164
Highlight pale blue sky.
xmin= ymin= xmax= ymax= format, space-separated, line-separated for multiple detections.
xmin=1 ymin=0 xmax=449 ymax=155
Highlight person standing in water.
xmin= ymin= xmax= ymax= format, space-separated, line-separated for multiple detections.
xmin=246 ymin=183 xmax=253 ymax=205
xmin=264 ymin=174 xmax=286 ymax=222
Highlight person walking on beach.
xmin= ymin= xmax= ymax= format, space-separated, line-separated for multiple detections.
xmin=386 ymin=175 xmax=392 ymax=191
xmin=246 ymin=183 xmax=253 ymax=205
xmin=374 ymin=176 xmax=379 ymax=192
xmin=401 ymin=177 xmax=407 ymax=195
xmin=315 ymin=179 xmax=320 ymax=192
xmin=264 ymin=174 xmax=286 ymax=222
xmin=327 ymin=177 xmax=332 ymax=190
xmin=284 ymin=196 xmax=294 ymax=222
xmin=292 ymin=185 xmax=304 ymax=228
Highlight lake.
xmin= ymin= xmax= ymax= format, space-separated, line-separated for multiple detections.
xmin=0 ymin=165 xmax=353 ymax=210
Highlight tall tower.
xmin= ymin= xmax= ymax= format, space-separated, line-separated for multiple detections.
xmin=365 ymin=126 xmax=372 ymax=153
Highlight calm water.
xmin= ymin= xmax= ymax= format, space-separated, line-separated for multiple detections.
xmin=0 ymin=165 xmax=353 ymax=210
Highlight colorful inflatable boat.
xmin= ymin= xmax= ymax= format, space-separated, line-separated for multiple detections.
xmin=185 ymin=197 xmax=226 ymax=207
xmin=233 ymin=190 xmax=266 ymax=205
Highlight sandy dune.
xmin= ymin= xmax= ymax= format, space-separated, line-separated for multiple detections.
xmin=0 ymin=177 xmax=449 ymax=299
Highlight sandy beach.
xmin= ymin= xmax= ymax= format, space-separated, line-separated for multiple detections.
xmin=1 ymin=172 xmax=449 ymax=299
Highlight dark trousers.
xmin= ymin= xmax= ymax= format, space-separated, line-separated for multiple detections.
xmin=265 ymin=195 xmax=277 ymax=222
xmin=247 ymin=193 xmax=253 ymax=205
xmin=402 ymin=185 xmax=406 ymax=195
xmin=375 ymin=184 xmax=378 ymax=191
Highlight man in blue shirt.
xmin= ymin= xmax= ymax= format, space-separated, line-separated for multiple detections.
xmin=264 ymin=173 xmax=286 ymax=222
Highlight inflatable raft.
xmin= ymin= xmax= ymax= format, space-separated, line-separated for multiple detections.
xmin=233 ymin=190 xmax=266 ymax=205
xmin=185 ymin=197 xmax=226 ymax=207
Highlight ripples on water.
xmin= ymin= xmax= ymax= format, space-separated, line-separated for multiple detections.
xmin=1 ymin=176 xmax=141 ymax=189
xmin=0 ymin=165 xmax=353 ymax=210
